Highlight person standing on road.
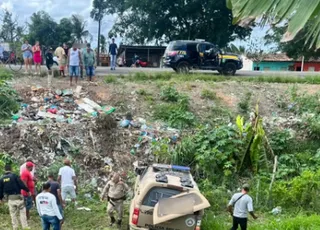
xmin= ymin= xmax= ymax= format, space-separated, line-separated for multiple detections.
xmin=32 ymin=41 xmax=42 ymax=75
xmin=20 ymin=162 xmax=35 ymax=220
xmin=83 ymin=43 xmax=96 ymax=82
xmin=227 ymin=184 xmax=258 ymax=230
xmin=21 ymin=40 xmax=33 ymax=74
xmin=58 ymin=159 xmax=77 ymax=206
xmin=0 ymin=164 xmax=31 ymax=230
xmin=101 ymin=173 xmax=129 ymax=228
xmin=68 ymin=44 xmax=82 ymax=86
xmin=109 ymin=38 xmax=117 ymax=70
xmin=54 ymin=44 xmax=67 ymax=77
xmin=36 ymin=183 xmax=63 ymax=230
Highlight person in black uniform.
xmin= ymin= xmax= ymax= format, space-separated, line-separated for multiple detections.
xmin=0 ymin=164 xmax=31 ymax=230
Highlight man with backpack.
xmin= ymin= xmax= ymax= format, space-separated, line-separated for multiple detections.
xmin=227 ymin=184 xmax=258 ymax=230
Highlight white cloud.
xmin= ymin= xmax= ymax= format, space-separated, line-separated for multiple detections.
xmin=1 ymin=0 xmax=117 ymax=48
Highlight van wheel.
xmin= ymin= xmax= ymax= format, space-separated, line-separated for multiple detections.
xmin=176 ymin=61 xmax=190 ymax=74
xmin=222 ymin=62 xmax=236 ymax=76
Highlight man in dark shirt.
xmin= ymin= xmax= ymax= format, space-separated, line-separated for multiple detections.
xmin=47 ymin=174 xmax=63 ymax=215
xmin=0 ymin=164 xmax=31 ymax=230
xmin=109 ymin=38 xmax=118 ymax=70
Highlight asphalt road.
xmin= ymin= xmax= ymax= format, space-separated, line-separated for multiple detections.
xmin=9 ymin=65 xmax=320 ymax=77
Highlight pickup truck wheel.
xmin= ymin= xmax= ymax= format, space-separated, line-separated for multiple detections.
xmin=176 ymin=61 xmax=190 ymax=74
xmin=222 ymin=62 xmax=236 ymax=76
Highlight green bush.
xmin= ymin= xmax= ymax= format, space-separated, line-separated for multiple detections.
xmin=104 ymin=75 xmax=117 ymax=83
xmin=160 ymin=86 xmax=181 ymax=102
xmin=154 ymin=103 xmax=196 ymax=128
xmin=238 ymin=91 xmax=252 ymax=114
xmin=0 ymin=80 xmax=20 ymax=119
xmin=201 ymin=89 xmax=217 ymax=100
xmin=272 ymin=170 xmax=320 ymax=212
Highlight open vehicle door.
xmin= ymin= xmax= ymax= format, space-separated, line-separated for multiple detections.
xmin=153 ymin=190 xmax=210 ymax=225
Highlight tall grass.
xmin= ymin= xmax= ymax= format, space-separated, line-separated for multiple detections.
xmin=125 ymin=72 xmax=320 ymax=84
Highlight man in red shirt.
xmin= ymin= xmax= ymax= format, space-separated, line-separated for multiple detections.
xmin=20 ymin=162 xmax=35 ymax=220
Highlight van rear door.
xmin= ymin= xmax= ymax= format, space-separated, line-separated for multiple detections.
xmin=153 ymin=190 xmax=210 ymax=226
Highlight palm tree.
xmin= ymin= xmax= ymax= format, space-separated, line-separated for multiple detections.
xmin=71 ymin=15 xmax=92 ymax=43
xmin=225 ymin=44 xmax=247 ymax=55
xmin=91 ymin=0 xmax=108 ymax=65
xmin=227 ymin=0 xmax=320 ymax=49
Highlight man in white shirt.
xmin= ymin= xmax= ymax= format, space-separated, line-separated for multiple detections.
xmin=57 ymin=159 xmax=77 ymax=205
xmin=36 ymin=183 xmax=63 ymax=230
xmin=227 ymin=184 xmax=257 ymax=230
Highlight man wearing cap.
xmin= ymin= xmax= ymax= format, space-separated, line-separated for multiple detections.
xmin=227 ymin=184 xmax=257 ymax=230
xmin=0 ymin=164 xmax=31 ymax=230
xmin=100 ymin=173 xmax=129 ymax=227
xmin=58 ymin=159 xmax=77 ymax=206
xmin=20 ymin=157 xmax=36 ymax=178
xmin=20 ymin=162 xmax=35 ymax=220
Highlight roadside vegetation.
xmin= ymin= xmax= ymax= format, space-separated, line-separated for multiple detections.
xmin=2 ymin=69 xmax=320 ymax=229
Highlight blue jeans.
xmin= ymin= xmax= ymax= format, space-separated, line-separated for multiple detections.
xmin=110 ymin=55 xmax=116 ymax=69
xmin=86 ymin=66 xmax=94 ymax=80
xmin=69 ymin=66 xmax=80 ymax=77
xmin=41 ymin=215 xmax=60 ymax=230
xmin=24 ymin=196 xmax=33 ymax=211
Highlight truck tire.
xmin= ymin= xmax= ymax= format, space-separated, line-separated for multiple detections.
xmin=222 ymin=62 xmax=237 ymax=76
xmin=176 ymin=61 xmax=190 ymax=74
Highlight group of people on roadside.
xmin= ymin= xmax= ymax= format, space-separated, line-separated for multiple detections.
xmin=19 ymin=37 xmax=119 ymax=85
xmin=0 ymin=158 xmax=78 ymax=230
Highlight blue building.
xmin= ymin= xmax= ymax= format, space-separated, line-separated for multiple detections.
xmin=252 ymin=54 xmax=294 ymax=71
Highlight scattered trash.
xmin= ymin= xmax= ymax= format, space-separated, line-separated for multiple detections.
xmin=62 ymin=89 xmax=73 ymax=96
xmin=271 ymin=207 xmax=282 ymax=215
xmin=77 ymin=207 xmax=91 ymax=211
xmin=120 ymin=119 xmax=130 ymax=128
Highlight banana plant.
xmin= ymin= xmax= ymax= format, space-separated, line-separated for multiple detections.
xmin=227 ymin=0 xmax=320 ymax=49
xmin=236 ymin=104 xmax=266 ymax=174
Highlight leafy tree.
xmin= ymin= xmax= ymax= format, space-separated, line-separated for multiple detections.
xmin=71 ymin=15 xmax=92 ymax=43
xmin=100 ymin=35 xmax=107 ymax=53
xmin=27 ymin=11 xmax=57 ymax=46
xmin=91 ymin=0 xmax=109 ymax=65
xmin=56 ymin=18 xmax=73 ymax=45
xmin=108 ymin=0 xmax=252 ymax=46
xmin=224 ymin=43 xmax=247 ymax=55
xmin=227 ymin=0 xmax=320 ymax=49
xmin=0 ymin=10 xmax=24 ymax=43
xmin=265 ymin=25 xmax=320 ymax=60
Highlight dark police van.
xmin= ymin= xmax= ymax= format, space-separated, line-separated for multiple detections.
xmin=163 ymin=40 xmax=243 ymax=75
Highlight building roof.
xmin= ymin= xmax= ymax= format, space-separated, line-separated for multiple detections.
xmin=252 ymin=53 xmax=320 ymax=62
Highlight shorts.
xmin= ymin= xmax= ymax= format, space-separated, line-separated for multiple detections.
xmin=86 ymin=66 xmax=95 ymax=77
xmin=24 ymin=196 xmax=33 ymax=211
xmin=23 ymin=52 xmax=32 ymax=59
xmin=61 ymin=186 xmax=76 ymax=200
xmin=69 ymin=66 xmax=80 ymax=77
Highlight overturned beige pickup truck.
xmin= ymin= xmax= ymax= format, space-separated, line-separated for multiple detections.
xmin=129 ymin=162 xmax=211 ymax=230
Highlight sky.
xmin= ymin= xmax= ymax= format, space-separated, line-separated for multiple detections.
xmin=0 ymin=0 xmax=117 ymax=48
xmin=0 ymin=0 xmax=269 ymax=49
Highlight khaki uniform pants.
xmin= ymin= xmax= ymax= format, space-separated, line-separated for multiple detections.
xmin=8 ymin=199 xmax=29 ymax=230
xmin=107 ymin=200 xmax=124 ymax=220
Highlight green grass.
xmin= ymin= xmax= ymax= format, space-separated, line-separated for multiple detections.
xmin=0 ymin=199 xmax=129 ymax=230
xmin=202 ymin=212 xmax=320 ymax=230
xmin=123 ymin=72 xmax=320 ymax=84
xmin=201 ymin=89 xmax=217 ymax=100
xmin=104 ymin=75 xmax=118 ymax=83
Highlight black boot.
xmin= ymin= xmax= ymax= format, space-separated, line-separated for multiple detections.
xmin=109 ymin=216 xmax=116 ymax=226
xmin=117 ymin=219 xmax=122 ymax=228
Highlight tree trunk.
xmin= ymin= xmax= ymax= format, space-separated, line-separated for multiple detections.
xmin=97 ymin=19 xmax=101 ymax=66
